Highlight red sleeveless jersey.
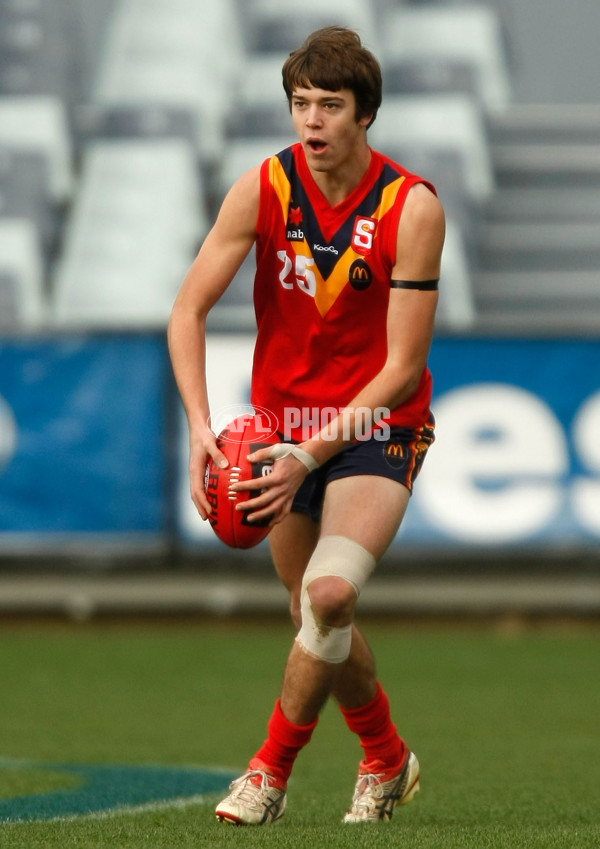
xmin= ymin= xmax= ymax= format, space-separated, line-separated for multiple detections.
xmin=250 ymin=142 xmax=436 ymax=442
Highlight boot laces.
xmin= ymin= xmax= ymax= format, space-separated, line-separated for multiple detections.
xmin=228 ymin=770 xmax=276 ymax=809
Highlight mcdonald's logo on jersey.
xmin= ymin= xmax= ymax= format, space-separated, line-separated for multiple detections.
xmin=349 ymin=258 xmax=372 ymax=291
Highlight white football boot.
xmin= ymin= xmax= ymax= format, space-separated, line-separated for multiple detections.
xmin=215 ymin=768 xmax=287 ymax=825
xmin=343 ymin=750 xmax=420 ymax=823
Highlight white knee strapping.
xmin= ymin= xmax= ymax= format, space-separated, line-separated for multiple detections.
xmin=296 ymin=535 xmax=376 ymax=664
xmin=300 ymin=536 xmax=377 ymax=598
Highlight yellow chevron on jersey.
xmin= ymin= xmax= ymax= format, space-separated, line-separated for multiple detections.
xmin=373 ymin=175 xmax=407 ymax=221
xmin=314 ymin=245 xmax=363 ymax=316
xmin=269 ymin=155 xmax=292 ymax=224
xmin=288 ymin=241 xmax=361 ymax=317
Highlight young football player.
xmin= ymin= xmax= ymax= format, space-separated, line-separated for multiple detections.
xmin=168 ymin=25 xmax=444 ymax=824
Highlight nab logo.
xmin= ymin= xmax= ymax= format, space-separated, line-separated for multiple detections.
xmin=286 ymin=204 xmax=304 ymax=241
xmin=384 ymin=442 xmax=406 ymax=469
xmin=349 ymin=258 xmax=372 ymax=291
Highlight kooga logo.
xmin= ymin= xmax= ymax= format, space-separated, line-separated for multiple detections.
xmin=313 ymin=243 xmax=339 ymax=255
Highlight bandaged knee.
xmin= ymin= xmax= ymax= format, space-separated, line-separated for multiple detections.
xmin=296 ymin=535 xmax=376 ymax=664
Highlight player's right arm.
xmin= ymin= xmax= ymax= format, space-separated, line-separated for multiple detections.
xmin=167 ymin=166 xmax=260 ymax=519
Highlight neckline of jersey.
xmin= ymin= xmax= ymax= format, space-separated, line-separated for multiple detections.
xmin=294 ymin=143 xmax=382 ymax=223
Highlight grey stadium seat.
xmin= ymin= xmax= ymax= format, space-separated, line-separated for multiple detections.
xmin=52 ymin=139 xmax=206 ymax=328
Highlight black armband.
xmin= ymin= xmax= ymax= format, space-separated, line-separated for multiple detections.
xmin=390 ymin=278 xmax=439 ymax=291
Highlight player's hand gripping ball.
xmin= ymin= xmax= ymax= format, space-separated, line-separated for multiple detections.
xmin=204 ymin=414 xmax=281 ymax=549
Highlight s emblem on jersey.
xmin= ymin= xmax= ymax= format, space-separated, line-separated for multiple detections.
xmin=349 ymin=258 xmax=372 ymax=290
xmin=352 ymin=216 xmax=377 ymax=256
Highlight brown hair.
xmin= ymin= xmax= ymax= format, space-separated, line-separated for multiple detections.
xmin=282 ymin=26 xmax=382 ymax=128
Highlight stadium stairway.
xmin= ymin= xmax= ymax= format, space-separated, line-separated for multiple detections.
xmin=472 ymin=103 xmax=600 ymax=333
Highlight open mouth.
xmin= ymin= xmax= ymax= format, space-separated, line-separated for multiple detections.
xmin=307 ymin=139 xmax=327 ymax=153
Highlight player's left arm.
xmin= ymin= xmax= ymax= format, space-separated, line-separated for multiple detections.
xmin=309 ymin=182 xmax=445 ymax=452
xmin=235 ymin=182 xmax=445 ymax=523
xmin=351 ymin=181 xmax=445 ymax=416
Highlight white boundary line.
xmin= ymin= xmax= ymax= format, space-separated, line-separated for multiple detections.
xmin=49 ymin=792 xmax=211 ymax=823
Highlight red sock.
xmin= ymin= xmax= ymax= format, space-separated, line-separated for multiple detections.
xmin=339 ymin=682 xmax=406 ymax=770
xmin=249 ymin=699 xmax=318 ymax=787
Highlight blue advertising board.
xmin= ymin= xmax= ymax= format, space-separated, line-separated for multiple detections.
xmin=0 ymin=335 xmax=170 ymax=548
xmin=404 ymin=337 xmax=600 ymax=549
xmin=1 ymin=332 xmax=599 ymax=555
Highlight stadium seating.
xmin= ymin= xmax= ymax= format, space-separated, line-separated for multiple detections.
xmin=0 ymin=0 xmax=597 ymax=333
xmin=72 ymin=103 xmax=198 ymax=150
xmin=52 ymin=139 xmax=206 ymax=328
xmin=0 ymin=146 xmax=54 ymax=253
xmin=242 ymin=0 xmax=380 ymax=53
xmin=0 ymin=218 xmax=46 ymax=328
xmin=0 ymin=0 xmax=117 ymax=106
xmin=369 ymin=94 xmax=495 ymax=204
xmin=93 ymin=0 xmax=244 ymax=166
xmin=225 ymin=52 xmax=292 ymax=138
xmin=0 ymin=96 xmax=74 ymax=203
xmin=0 ymin=0 xmax=70 ymax=102
xmin=379 ymin=5 xmax=511 ymax=113
xmin=437 ymin=219 xmax=476 ymax=329
xmin=471 ymin=102 xmax=600 ymax=330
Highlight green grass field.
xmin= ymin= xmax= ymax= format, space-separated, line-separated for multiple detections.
xmin=0 ymin=617 xmax=598 ymax=848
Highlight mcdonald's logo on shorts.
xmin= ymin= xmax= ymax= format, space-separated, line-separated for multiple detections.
xmin=383 ymin=442 xmax=406 ymax=469
xmin=348 ymin=258 xmax=372 ymax=290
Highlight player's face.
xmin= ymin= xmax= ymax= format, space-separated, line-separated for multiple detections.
xmin=290 ymin=86 xmax=371 ymax=174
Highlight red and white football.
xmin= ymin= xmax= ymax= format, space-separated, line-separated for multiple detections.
xmin=204 ymin=414 xmax=281 ymax=549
